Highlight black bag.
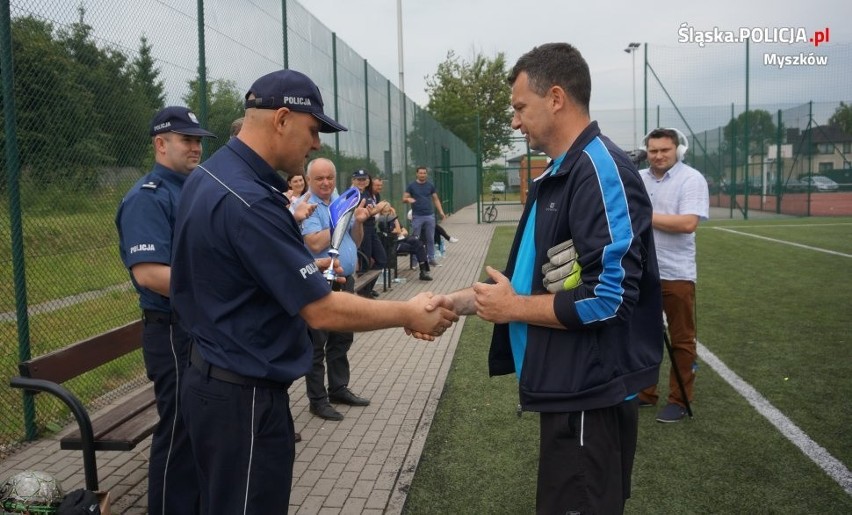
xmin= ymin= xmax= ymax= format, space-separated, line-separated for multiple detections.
xmin=57 ymin=488 xmax=100 ymax=515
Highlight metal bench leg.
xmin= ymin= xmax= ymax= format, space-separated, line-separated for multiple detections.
xmin=10 ymin=377 xmax=99 ymax=490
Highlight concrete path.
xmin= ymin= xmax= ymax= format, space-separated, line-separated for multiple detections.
xmin=0 ymin=203 xmax=504 ymax=514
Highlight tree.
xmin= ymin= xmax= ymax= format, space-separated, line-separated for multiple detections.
xmin=183 ymin=78 xmax=244 ymax=156
xmin=722 ymin=109 xmax=780 ymax=161
xmin=424 ymin=50 xmax=512 ymax=162
xmin=131 ymin=36 xmax=165 ymax=116
xmin=828 ymin=102 xmax=852 ymax=134
xmin=59 ymin=6 xmax=150 ymax=170
xmin=2 ymin=16 xmax=107 ymax=188
xmin=482 ymin=163 xmax=507 ymax=190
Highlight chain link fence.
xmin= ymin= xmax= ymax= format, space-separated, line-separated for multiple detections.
xmin=643 ymin=41 xmax=852 ymax=218
xmin=1 ymin=0 xmax=477 ymax=456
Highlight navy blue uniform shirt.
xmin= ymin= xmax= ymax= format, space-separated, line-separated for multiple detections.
xmin=116 ymin=163 xmax=186 ymax=312
xmin=171 ymin=138 xmax=332 ymax=383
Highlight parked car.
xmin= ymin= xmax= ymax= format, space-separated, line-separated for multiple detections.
xmin=782 ymin=178 xmax=808 ymax=192
xmin=490 ymin=181 xmax=506 ymax=194
xmin=801 ymin=175 xmax=839 ymax=192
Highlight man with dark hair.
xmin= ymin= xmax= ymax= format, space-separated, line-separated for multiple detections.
xmin=116 ymin=106 xmax=216 ymax=515
xmin=437 ymin=43 xmax=663 ymax=514
xmin=171 ymin=69 xmax=456 ymax=512
xmin=403 ymin=166 xmax=447 ymax=265
xmin=637 ymin=127 xmax=709 ymax=423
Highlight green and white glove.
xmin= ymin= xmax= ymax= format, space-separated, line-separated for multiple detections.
xmin=541 ymin=239 xmax=583 ymax=293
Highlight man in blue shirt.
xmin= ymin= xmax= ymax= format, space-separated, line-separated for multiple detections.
xmin=403 ymin=166 xmax=447 ymax=265
xmin=302 ymin=158 xmax=372 ymax=420
xmin=170 ymin=69 xmax=457 ymax=512
xmin=116 ymin=105 xmax=215 ymax=515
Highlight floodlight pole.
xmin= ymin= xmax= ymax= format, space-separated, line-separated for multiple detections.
xmin=396 ymin=0 xmax=405 ymax=94
xmin=624 ymin=42 xmax=641 ymax=149
xmin=396 ymin=0 xmax=408 ymax=188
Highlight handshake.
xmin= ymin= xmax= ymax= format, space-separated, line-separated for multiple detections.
xmin=404 ymin=292 xmax=458 ymax=341
xmin=542 ymin=239 xmax=583 ymax=293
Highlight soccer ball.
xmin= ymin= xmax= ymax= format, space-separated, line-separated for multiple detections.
xmin=0 ymin=470 xmax=64 ymax=514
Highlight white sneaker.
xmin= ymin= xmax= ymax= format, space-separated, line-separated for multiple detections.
xmin=449 ymin=237 xmax=459 ymax=243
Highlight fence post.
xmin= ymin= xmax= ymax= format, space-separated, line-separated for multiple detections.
xmin=364 ymin=59 xmax=370 ymax=169
xmin=282 ymin=0 xmax=288 ymax=68
xmin=776 ymin=109 xmax=782 ymax=214
xmin=730 ymin=103 xmax=736 ymax=219
xmin=743 ymin=39 xmax=750 ymax=220
xmin=807 ymin=101 xmax=813 ymax=217
xmin=386 ymin=79 xmax=394 ymax=207
xmin=332 ymin=33 xmax=340 ymax=170
xmin=1 ymin=0 xmax=36 ymax=440
xmin=196 ymin=0 xmax=210 ymax=160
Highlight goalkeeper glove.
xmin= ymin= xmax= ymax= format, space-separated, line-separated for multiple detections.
xmin=541 ymin=239 xmax=583 ymax=293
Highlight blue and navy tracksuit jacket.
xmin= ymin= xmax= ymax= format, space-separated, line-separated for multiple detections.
xmin=489 ymin=122 xmax=663 ymax=413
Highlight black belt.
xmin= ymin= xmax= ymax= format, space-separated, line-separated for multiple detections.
xmin=190 ymin=344 xmax=292 ymax=390
xmin=143 ymin=309 xmax=177 ymax=325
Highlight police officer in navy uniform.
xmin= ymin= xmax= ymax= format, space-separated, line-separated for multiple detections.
xmin=115 ymin=106 xmax=215 ymax=515
xmin=170 ymin=69 xmax=457 ymax=513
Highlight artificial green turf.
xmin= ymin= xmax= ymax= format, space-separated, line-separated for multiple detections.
xmin=405 ymin=220 xmax=852 ymax=514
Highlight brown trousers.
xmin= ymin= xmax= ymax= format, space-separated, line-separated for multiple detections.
xmin=640 ymin=280 xmax=696 ymax=407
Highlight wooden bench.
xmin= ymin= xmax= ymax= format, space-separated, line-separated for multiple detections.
xmin=354 ymin=269 xmax=382 ymax=296
xmin=9 ymin=320 xmax=155 ymax=491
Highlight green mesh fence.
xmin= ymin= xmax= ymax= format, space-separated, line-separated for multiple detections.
xmin=0 ymin=0 xmax=476 ymax=455
xmin=643 ymin=42 xmax=852 ymax=218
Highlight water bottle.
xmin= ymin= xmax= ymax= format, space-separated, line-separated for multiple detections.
xmin=393 ymin=277 xmax=407 ymax=284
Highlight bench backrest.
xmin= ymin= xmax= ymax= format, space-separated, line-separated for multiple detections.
xmin=18 ymin=320 xmax=143 ymax=384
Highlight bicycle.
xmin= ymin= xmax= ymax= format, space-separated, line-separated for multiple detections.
xmin=483 ymin=194 xmax=498 ymax=223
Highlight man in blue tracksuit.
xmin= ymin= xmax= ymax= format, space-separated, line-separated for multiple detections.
xmin=444 ymin=43 xmax=662 ymax=514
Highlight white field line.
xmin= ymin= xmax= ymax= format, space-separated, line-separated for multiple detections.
xmin=711 ymin=223 xmax=852 ymax=229
xmin=697 ymin=341 xmax=852 ymax=496
xmin=712 ymin=227 xmax=852 ymax=258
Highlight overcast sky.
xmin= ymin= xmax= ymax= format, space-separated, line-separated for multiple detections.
xmin=23 ymin=0 xmax=848 ymax=151
xmin=302 ymin=0 xmax=849 ymax=107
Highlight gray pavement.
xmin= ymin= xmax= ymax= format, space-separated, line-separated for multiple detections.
xmin=0 ymin=203 xmax=504 ymax=514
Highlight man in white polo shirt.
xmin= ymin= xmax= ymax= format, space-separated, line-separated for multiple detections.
xmin=637 ymin=128 xmax=709 ymax=423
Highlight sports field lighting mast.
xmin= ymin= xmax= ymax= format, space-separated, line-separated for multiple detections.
xmin=624 ymin=42 xmax=641 ymax=149
xmin=397 ymin=0 xmax=408 ymax=186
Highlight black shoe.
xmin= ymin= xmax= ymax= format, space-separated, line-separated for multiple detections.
xmin=310 ymin=402 xmax=343 ymax=421
xmin=294 ymin=431 xmax=302 ymax=443
xmin=419 ymin=271 xmax=433 ymax=281
xmin=656 ymin=403 xmax=686 ymax=423
xmin=369 ymin=290 xmax=380 ymax=298
xmin=329 ymin=387 xmax=371 ymax=406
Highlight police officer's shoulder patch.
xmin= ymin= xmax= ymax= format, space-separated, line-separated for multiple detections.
xmin=141 ymin=179 xmax=161 ymax=190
